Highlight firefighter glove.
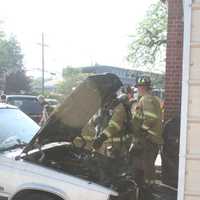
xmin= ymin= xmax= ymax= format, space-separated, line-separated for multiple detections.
xmin=93 ymin=133 xmax=108 ymax=149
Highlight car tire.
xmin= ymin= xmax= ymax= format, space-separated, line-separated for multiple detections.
xmin=16 ymin=192 xmax=61 ymax=200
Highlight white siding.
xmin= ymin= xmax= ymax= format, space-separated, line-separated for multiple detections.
xmin=182 ymin=1 xmax=200 ymax=199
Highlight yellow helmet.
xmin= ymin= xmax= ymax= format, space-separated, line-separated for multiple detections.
xmin=135 ymin=76 xmax=151 ymax=87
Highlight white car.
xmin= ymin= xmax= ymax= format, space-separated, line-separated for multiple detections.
xmin=0 ymin=74 xmax=139 ymax=200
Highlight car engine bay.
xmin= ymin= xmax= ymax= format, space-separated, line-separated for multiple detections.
xmin=24 ymin=142 xmax=138 ymax=200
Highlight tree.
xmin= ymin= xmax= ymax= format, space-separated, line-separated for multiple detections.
xmin=0 ymin=21 xmax=4 ymax=38
xmin=127 ymin=1 xmax=167 ymax=72
xmin=57 ymin=67 xmax=90 ymax=95
xmin=0 ymin=37 xmax=23 ymax=73
xmin=0 ymin=25 xmax=31 ymax=93
xmin=5 ymin=70 xmax=31 ymax=94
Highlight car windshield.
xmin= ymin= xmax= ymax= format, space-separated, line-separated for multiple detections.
xmin=0 ymin=108 xmax=40 ymax=152
xmin=7 ymin=97 xmax=43 ymax=114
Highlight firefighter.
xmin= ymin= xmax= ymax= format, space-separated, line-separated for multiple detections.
xmin=37 ymin=95 xmax=52 ymax=126
xmin=93 ymin=76 xmax=163 ymax=197
xmin=37 ymin=95 xmax=48 ymax=108
xmin=92 ymin=84 xmax=139 ymax=151
xmin=131 ymin=76 xmax=163 ymax=190
xmin=0 ymin=94 xmax=7 ymax=103
xmin=92 ymin=92 xmax=131 ymax=151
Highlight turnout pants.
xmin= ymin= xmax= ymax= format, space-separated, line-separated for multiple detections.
xmin=132 ymin=138 xmax=159 ymax=185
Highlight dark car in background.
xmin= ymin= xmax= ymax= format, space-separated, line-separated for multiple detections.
xmin=6 ymin=95 xmax=43 ymax=123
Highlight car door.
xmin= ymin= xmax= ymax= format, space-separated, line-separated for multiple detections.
xmin=0 ymin=182 xmax=9 ymax=200
xmin=0 ymin=156 xmax=17 ymax=200
xmin=0 ymin=107 xmax=40 ymax=200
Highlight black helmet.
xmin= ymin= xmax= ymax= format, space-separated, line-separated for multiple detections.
xmin=135 ymin=76 xmax=151 ymax=87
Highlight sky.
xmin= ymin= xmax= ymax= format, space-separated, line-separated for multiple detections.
xmin=0 ymin=0 xmax=157 ymax=78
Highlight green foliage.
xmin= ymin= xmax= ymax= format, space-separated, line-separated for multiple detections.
xmin=0 ymin=37 xmax=23 ymax=73
xmin=5 ymin=70 xmax=31 ymax=94
xmin=151 ymin=73 xmax=165 ymax=89
xmin=0 ymin=25 xmax=30 ymax=93
xmin=127 ymin=1 xmax=167 ymax=72
xmin=0 ymin=22 xmax=4 ymax=39
xmin=57 ymin=67 xmax=90 ymax=95
xmin=29 ymin=77 xmax=42 ymax=94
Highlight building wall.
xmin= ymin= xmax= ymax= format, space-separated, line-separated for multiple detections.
xmin=81 ymin=65 xmax=135 ymax=85
xmin=183 ymin=1 xmax=200 ymax=199
xmin=81 ymin=65 xmax=164 ymax=88
xmin=165 ymin=0 xmax=184 ymax=120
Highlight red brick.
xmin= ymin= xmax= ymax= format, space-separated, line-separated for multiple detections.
xmin=165 ymin=0 xmax=183 ymax=121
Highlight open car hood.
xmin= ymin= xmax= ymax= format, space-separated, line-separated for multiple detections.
xmin=23 ymin=73 xmax=122 ymax=154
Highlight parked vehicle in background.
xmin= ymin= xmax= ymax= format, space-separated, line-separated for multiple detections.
xmin=6 ymin=95 xmax=43 ymax=123
xmin=45 ymin=98 xmax=59 ymax=108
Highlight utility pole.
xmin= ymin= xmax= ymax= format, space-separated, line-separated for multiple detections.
xmin=38 ymin=33 xmax=48 ymax=95
xmin=42 ymin=33 xmax=45 ymax=95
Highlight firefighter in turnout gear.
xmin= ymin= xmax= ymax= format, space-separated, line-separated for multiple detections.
xmin=93 ymin=76 xmax=163 ymax=198
xmin=92 ymin=92 xmax=133 ymax=151
xmin=131 ymin=76 xmax=163 ymax=188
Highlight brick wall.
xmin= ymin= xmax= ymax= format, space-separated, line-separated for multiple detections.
xmin=164 ymin=0 xmax=184 ymax=120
